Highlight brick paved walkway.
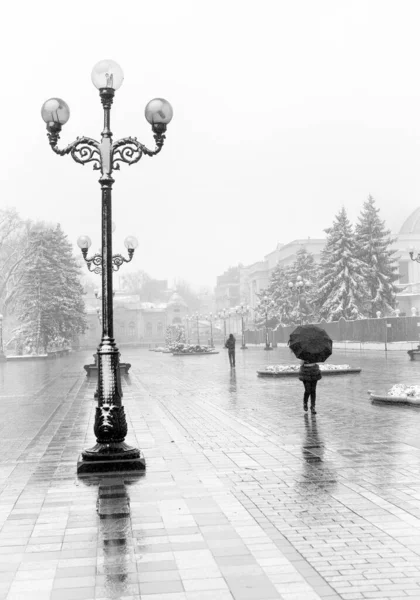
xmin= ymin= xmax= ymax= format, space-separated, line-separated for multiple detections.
xmin=0 ymin=348 xmax=420 ymax=599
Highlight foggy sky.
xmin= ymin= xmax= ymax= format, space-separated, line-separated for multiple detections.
xmin=2 ymin=0 xmax=420 ymax=289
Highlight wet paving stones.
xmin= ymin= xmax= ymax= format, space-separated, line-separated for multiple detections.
xmin=0 ymin=348 xmax=420 ymax=598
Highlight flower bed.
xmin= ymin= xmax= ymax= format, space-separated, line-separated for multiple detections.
xmin=369 ymin=384 xmax=420 ymax=405
xmin=150 ymin=347 xmax=171 ymax=353
xmin=258 ymin=364 xmax=361 ymax=377
xmin=170 ymin=343 xmax=218 ymax=355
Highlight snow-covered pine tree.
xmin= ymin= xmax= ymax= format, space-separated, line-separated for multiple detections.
xmin=14 ymin=223 xmax=86 ymax=353
xmin=354 ymin=195 xmax=399 ymax=317
xmin=260 ymin=247 xmax=319 ymax=325
xmin=287 ymin=247 xmax=319 ymax=324
xmin=315 ymin=207 xmax=369 ymax=321
xmin=259 ymin=264 xmax=295 ymax=326
xmin=51 ymin=224 xmax=87 ymax=343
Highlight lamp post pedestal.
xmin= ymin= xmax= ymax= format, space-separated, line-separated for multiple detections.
xmin=77 ymin=180 xmax=145 ymax=475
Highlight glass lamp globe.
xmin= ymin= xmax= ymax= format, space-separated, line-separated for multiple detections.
xmin=77 ymin=235 xmax=92 ymax=250
xmin=41 ymin=98 xmax=70 ymax=125
xmin=288 ymin=282 xmax=293 ymax=288
xmin=124 ymin=236 xmax=138 ymax=250
xmin=145 ymin=98 xmax=173 ymax=125
xmin=91 ymin=60 xmax=124 ymax=90
xmin=0 ymin=314 xmax=3 ymax=321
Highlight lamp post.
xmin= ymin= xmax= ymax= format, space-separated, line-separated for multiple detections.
xmin=258 ymin=296 xmax=275 ymax=350
xmin=288 ymin=275 xmax=311 ymax=325
xmin=206 ymin=313 xmax=214 ymax=347
xmin=236 ymin=304 xmax=250 ymax=349
xmin=195 ymin=312 xmax=201 ymax=345
xmin=42 ymin=60 xmax=172 ymax=474
xmin=218 ymin=308 xmax=230 ymax=345
xmin=185 ymin=315 xmax=191 ymax=344
xmin=0 ymin=315 xmax=5 ymax=361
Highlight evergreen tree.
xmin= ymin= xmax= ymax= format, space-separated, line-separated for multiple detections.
xmin=315 ymin=207 xmax=369 ymax=321
xmin=354 ymin=195 xmax=399 ymax=317
xmin=14 ymin=223 xmax=87 ymax=353
xmin=260 ymin=247 xmax=319 ymax=325
xmin=287 ymin=247 xmax=319 ymax=323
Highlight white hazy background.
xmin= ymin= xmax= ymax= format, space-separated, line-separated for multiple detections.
xmin=1 ymin=0 xmax=420 ymax=288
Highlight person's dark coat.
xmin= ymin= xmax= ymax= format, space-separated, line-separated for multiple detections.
xmin=225 ymin=336 xmax=235 ymax=350
xmin=298 ymin=362 xmax=322 ymax=382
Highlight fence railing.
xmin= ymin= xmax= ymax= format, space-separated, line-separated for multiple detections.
xmin=245 ymin=315 xmax=420 ymax=345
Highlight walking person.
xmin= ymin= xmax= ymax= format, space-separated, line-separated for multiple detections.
xmin=225 ymin=333 xmax=236 ymax=367
xmin=299 ymin=360 xmax=322 ymax=414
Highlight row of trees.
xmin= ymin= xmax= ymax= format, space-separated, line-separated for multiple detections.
xmin=0 ymin=208 xmax=87 ymax=354
xmin=259 ymin=197 xmax=400 ymax=324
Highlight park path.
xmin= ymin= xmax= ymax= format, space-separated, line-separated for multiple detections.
xmin=0 ymin=347 xmax=419 ymax=599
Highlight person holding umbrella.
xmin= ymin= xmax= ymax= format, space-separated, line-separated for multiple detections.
xmin=299 ymin=360 xmax=322 ymax=414
xmin=288 ymin=324 xmax=333 ymax=415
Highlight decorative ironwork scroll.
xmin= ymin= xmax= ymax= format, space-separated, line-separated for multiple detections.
xmin=47 ymin=134 xmax=101 ymax=170
xmin=112 ymin=132 xmax=165 ymax=170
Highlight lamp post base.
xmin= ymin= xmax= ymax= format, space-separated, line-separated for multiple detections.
xmin=264 ymin=346 xmax=273 ymax=351
xmin=77 ymin=442 xmax=146 ymax=474
xmin=241 ymin=345 xmax=248 ymax=350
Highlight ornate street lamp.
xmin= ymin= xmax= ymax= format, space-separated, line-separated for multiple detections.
xmin=205 ymin=313 xmax=214 ymax=347
xmin=288 ymin=275 xmax=311 ymax=325
xmin=257 ymin=296 xmax=275 ymax=350
xmin=41 ymin=60 xmax=173 ymax=474
xmin=218 ymin=308 xmax=230 ymax=345
xmin=195 ymin=312 xmax=201 ymax=345
xmin=185 ymin=315 xmax=192 ymax=344
xmin=0 ymin=315 xmax=5 ymax=361
xmin=236 ymin=304 xmax=250 ymax=349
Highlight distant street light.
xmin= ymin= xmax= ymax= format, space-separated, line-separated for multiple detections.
xmin=218 ymin=308 xmax=230 ymax=345
xmin=41 ymin=60 xmax=173 ymax=474
xmin=257 ymin=296 xmax=275 ymax=350
xmin=288 ymin=275 xmax=311 ymax=325
xmin=236 ymin=304 xmax=250 ymax=349
xmin=185 ymin=315 xmax=192 ymax=343
xmin=205 ymin=313 xmax=214 ymax=347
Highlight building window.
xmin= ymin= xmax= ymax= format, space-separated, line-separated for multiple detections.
xmin=173 ymin=308 xmax=180 ymax=312
xmin=399 ymin=261 xmax=409 ymax=284
xmin=119 ymin=322 xmax=125 ymax=337
xmin=146 ymin=322 xmax=153 ymax=336
xmin=128 ymin=322 xmax=136 ymax=338
xmin=172 ymin=317 xmax=181 ymax=324
xmin=157 ymin=321 xmax=163 ymax=335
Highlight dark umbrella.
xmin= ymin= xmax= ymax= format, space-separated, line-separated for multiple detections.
xmin=288 ymin=324 xmax=332 ymax=363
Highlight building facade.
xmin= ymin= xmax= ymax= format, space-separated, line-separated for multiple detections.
xmin=80 ymin=291 xmax=190 ymax=348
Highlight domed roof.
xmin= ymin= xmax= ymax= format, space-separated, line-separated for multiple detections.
xmin=399 ymin=207 xmax=420 ymax=234
xmin=167 ymin=292 xmax=188 ymax=308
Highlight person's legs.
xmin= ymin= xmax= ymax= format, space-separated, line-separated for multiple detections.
xmin=228 ymin=350 xmax=233 ymax=366
xmin=232 ymin=350 xmax=236 ymax=367
xmin=303 ymin=382 xmax=310 ymax=410
xmin=310 ymin=381 xmax=317 ymax=414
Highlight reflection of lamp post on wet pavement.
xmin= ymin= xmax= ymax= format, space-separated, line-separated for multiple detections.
xmin=236 ymin=304 xmax=250 ymax=349
xmin=0 ymin=315 xmax=6 ymax=361
xmin=288 ymin=275 xmax=311 ymax=325
xmin=42 ymin=59 xmax=173 ymax=474
xmin=257 ymin=296 xmax=275 ymax=350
